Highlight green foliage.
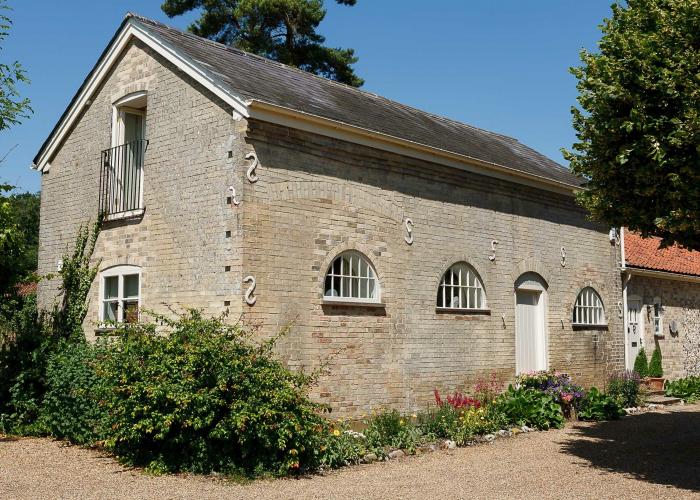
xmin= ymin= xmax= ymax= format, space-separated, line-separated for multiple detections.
xmin=319 ymin=422 xmax=366 ymax=468
xmin=606 ymin=370 xmax=642 ymax=408
xmin=418 ymin=403 xmax=461 ymax=441
xmin=49 ymin=217 xmax=102 ymax=342
xmin=0 ymin=220 xmax=101 ymax=433
xmin=577 ymin=388 xmax=625 ymax=421
xmin=363 ymin=409 xmax=421 ymax=453
xmin=161 ymin=0 xmax=363 ymax=87
xmin=648 ymin=346 xmax=663 ymax=378
xmin=566 ymin=0 xmax=700 ymax=250
xmin=96 ymin=310 xmax=327 ymax=477
xmin=39 ymin=341 xmax=106 ymax=444
xmin=633 ymin=348 xmax=649 ymax=378
xmin=0 ymin=1 xmax=31 ymax=131
xmin=491 ymin=386 xmax=564 ymax=430
xmin=664 ymin=376 xmax=700 ymax=402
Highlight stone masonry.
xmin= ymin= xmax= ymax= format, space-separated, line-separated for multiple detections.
xmin=38 ymin=38 xmax=625 ymax=415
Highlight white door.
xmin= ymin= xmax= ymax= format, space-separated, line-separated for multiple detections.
xmin=627 ymin=298 xmax=642 ymax=370
xmin=516 ymin=290 xmax=547 ymax=373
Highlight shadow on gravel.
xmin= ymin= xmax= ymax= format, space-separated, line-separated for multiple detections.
xmin=561 ymin=408 xmax=700 ymax=492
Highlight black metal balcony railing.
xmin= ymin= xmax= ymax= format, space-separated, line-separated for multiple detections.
xmin=99 ymin=139 xmax=148 ymax=217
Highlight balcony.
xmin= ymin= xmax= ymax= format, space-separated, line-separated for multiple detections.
xmin=99 ymin=139 xmax=148 ymax=220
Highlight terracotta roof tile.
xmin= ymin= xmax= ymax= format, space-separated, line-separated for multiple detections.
xmin=625 ymin=229 xmax=700 ymax=277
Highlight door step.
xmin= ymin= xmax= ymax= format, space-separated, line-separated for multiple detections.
xmin=645 ymin=395 xmax=682 ymax=406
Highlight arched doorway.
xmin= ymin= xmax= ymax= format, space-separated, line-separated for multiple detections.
xmin=515 ymin=272 xmax=548 ymax=374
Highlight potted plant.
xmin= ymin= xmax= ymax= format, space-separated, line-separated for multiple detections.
xmin=646 ymin=346 xmax=665 ymax=392
xmin=633 ymin=348 xmax=648 ymax=378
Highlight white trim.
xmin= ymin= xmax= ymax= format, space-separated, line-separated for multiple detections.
xmin=322 ymin=297 xmax=384 ymax=307
xmin=620 ymin=227 xmax=626 ymax=270
xmin=627 ymin=266 xmax=700 ymax=283
xmin=113 ymin=90 xmax=147 ymax=108
xmin=247 ymin=100 xmax=580 ymax=196
xmin=99 ymin=264 xmax=142 ymax=324
xmin=32 ymin=18 xmax=249 ymax=172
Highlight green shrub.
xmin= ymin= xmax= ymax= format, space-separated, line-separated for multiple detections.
xmin=363 ymin=409 xmax=421 ymax=453
xmin=39 ymin=341 xmax=106 ymax=444
xmin=97 ymin=310 xmax=328 ymax=477
xmin=577 ymin=388 xmax=625 ymax=421
xmin=606 ymin=370 xmax=642 ymax=408
xmin=633 ymin=348 xmax=648 ymax=378
xmin=491 ymin=386 xmax=564 ymax=430
xmin=417 ymin=403 xmax=461 ymax=441
xmin=319 ymin=422 xmax=367 ymax=468
xmin=664 ymin=376 xmax=700 ymax=402
xmin=648 ymin=346 xmax=663 ymax=378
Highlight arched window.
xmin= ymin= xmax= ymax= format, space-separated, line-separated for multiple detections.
xmin=437 ymin=263 xmax=487 ymax=310
xmin=572 ymin=287 xmax=606 ymax=326
xmin=324 ymin=251 xmax=379 ymax=303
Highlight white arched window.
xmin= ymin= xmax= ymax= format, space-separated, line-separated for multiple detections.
xmin=323 ymin=251 xmax=379 ymax=303
xmin=572 ymin=287 xmax=606 ymax=326
xmin=100 ymin=265 xmax=141 ymax=324
xmin=437 ymin=263 xmax=487 ymax=310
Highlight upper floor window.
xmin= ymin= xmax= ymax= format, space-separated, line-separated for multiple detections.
xmin=100 ymin=92 xmax=148 ymax=219
xmin=101 ymin=265 xmax=141 ymax=324
xmin=437 ymin=262 xmax=487 ymax=311
xmin=572 ymin=287 xmax=606 ymax=326
xmin=323 ymin=251 xmax=379 ymax=303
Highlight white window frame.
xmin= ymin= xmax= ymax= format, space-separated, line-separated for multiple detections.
xmin=107 ymin=92 xmax=147 ymax=220
xmin=653 ymin=297 xmax=663 ymax=336
xmin=99 ymin=265 xmax=142 ymax=325
xmin=572 ymin=287 xmax=607 ymax=326
xmin=323 ymin=251 xmax=380 ymax=305
xmin=436 ymin=262 xmax=488 ymax=312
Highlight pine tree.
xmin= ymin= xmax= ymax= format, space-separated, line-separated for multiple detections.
xmin=161 ymin=0 xmax=363 ymax=87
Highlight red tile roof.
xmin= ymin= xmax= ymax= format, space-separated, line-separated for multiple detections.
xmin=625 ymin=229 xmax=700 ymax=277
xmin=15 ymin=282 xmax=37 ymax=297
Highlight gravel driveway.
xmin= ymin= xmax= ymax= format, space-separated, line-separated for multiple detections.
xmin=1 ymin=403 xmax=699 ymax=500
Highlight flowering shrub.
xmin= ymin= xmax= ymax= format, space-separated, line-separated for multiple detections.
xmin=606 ymin=370 xmax=642 ymax=408
xmin=418 ymin=403 xmax=461 ymax=440
xmin=319 ymin=421 xmax=367 ymax=468
xmin=473 ymin=372 xmax=503 ymax=407
xmin=363 ymin=409 xmax=422 ymax=453
xmin=454 ymin=406 xmax=500 ymax=444
xmin=491 ymin=386 xmax=564 ymax=430
xmin=516 ymin=370 xmax=583 ymax=416
xmin=434 ymin=388 xmax=481 ymax=409
xmin=577 ymin=388 xmax=624 ymax=421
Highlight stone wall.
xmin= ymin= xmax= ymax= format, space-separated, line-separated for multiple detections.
xmin=239 ymin=121 xmax=624 ymax=415
xmin=37 ymin=39 xmax=246 ymax=336
xmin=38 ymin=38 xmax=625 ymax=415
xmin=627 ymin=275 xmax=700 ymax=379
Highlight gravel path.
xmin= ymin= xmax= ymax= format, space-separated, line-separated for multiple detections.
xmin=1 ymin=403 xmax=699 ymax=500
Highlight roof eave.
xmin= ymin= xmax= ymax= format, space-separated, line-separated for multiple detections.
xmin=626 ymin=265 xmax=700 ymax=283
xmin=32 ymin=15 xmax=249 ymax=172
xmin=247 ymin=99 xmax=581 ymax=196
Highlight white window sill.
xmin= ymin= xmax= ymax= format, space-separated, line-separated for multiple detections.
xmin=322 ymin=298 xmax=384 ymax=308
xmin=104 ymin=208 xmax=145 ymax=222
xmin=436 ymin=307 xmax=491 ymax=315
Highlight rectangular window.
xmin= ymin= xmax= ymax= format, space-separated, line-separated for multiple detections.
xmin=101 ymin=268 xmax=141 ymax=325
xmin=653 ymin=303 xmax=663 ymax=336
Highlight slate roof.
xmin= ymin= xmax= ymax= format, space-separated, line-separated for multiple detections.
xmin=625 ymin=229 xmax=700 ymax=277
xmin=128 ymin=15 xmax=581 ymax=188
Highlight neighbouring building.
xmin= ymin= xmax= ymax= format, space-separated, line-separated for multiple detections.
xmin=33 ymin=14 xmax=625 ymax=415
xmin=622 ymin=229 xmax=700 ymax=379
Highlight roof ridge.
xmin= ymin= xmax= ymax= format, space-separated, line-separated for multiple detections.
xmin=127 ymin=13 xmax=562 ymax=164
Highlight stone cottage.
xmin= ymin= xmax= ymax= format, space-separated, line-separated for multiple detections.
xmin=33 ymin=14 xmax=624 ymax=414
xmin=622 ymin=228 xmax=700 ymax=379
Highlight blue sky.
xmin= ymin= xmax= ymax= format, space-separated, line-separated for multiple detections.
xmin=1 ymin=1 xmax=612 ymax=193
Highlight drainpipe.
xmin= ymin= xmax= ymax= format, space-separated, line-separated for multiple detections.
xmin=620 ymin=227 xmax=632 ymax=370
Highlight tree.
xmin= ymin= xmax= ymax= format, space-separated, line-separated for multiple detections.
xmin=566 ymin=0 xmax=700 ymax=250
xmin=0 ymin=1 xmax=32 ymax=297
xmin=161 ymin=0 xmax=364 ymax=87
